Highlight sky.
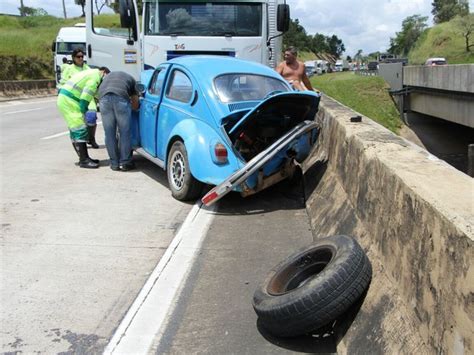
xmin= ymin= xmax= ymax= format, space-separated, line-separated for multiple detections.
xmin=2 ymin=0 xmax=474 ymax=56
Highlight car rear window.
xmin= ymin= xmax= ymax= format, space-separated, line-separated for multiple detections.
xmin=214 ymin=74 xmax=289 ymax=103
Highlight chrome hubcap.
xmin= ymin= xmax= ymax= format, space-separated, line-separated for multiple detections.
xmin=170 ymin=151 xmax=185 ymax=190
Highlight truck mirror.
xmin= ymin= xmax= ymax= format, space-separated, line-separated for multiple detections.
xmin=277 ymin=4 xmax=290 ymax=32
xmin=119 ymin=0 xmax=133 ymax=28
xmin=119 ymin=0 xmax=138 ymax=42
xmin=51 ymin=41 xmax=55 ymax=52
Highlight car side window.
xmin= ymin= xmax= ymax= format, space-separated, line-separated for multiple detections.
xmin=148 ymin=68 xmax=166 ymax=96
xmin=166 ymin=70 xmax=193 ymax=103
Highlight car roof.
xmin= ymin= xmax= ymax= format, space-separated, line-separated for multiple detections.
xmin=166 ymin=55 xmax=283 ymax=81
xmin=426 ymin=57 xmax=446 ymax=62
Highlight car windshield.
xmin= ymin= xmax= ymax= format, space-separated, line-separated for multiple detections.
xmin=145 ymin=2 xmax=262 ymax=36
xmin=56 ymin=42 xmax=86 ymax=54
xmin=214 ymin=74 xmax=290 ymax=103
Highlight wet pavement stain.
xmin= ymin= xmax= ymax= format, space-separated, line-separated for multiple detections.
xmin=56 ymin=330 xmax=105 ymax=355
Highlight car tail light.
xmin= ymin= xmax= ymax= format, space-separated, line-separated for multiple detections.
xmin=214 ymin=143 xmax=228 ymax=164
xmin=202 ymin=190 xmax=219 ymax=206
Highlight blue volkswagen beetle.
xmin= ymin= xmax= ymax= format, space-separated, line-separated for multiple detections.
xmin=132 ymin=55 xmax=321 ymax=204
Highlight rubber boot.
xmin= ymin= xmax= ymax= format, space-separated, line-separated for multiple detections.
xmin=75 ymin=142 xmax=99 ymax=169
xmin=72 ymin=143 xmax=99 ymax=164
xmin=87 ymin=125 xmax=99 ymax=149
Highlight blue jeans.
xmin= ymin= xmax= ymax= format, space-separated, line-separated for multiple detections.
xmin=99 ymin=94 xmax=132 ymax=167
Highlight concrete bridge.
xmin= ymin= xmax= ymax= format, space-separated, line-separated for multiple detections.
xmin=380 ymin=63 xmax=474 ymax=128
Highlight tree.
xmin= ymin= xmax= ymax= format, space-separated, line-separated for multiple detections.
xmin=453 ymin=13 xmax=474 ymax=51
xmin=310 ymin=33 xmax=328 ymax=54
xmin=389 ymin=15 xmax=428 ymax=56
xmin=326 ymin=35 xmax=345 ymax=58
xmin=18 ymin=6 xmax=48 ymax=16
xmin=432 ymin=0 xmax=469 ymax=24
xmin=74 ymin=0 xmax=85 ymax=17
xmin=282 ymin=19 xmax=311 ymax=52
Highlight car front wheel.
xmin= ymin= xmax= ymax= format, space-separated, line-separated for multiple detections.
xmin=167 ymin=141 xmax=203 ymax=201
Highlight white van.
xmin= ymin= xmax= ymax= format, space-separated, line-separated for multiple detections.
xmin=51 ymin=23 xmax=86 ymax=85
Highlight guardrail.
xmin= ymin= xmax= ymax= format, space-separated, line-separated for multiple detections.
xmin=0 ymin=80 xmax=56 ymax=99
xmin=355 ymin=69 xmax=378 ymax=76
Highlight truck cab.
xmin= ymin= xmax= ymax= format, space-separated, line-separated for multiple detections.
xmin=85 ymin=0 xmax=290 ymax=80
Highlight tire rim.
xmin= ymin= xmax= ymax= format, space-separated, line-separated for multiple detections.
xmin=170 ymin=150 xmax=186 ymax=191
xmin=267 ymin=246 xmax=335 ymax=295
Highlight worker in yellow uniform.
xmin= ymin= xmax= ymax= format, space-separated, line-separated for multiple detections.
xmin=57 ymin=67 xmax=110 ymax=169
xmin=60 ymin=48 xmax=100 ymax=149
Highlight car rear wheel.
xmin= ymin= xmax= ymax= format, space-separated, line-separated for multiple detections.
xmin=167 ymin=141 xmax=203 ymax=201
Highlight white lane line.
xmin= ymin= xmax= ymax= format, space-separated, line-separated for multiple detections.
xmin=103 ymin=201 xmax=217 ymax=355
xmin=41 ymin=131 xmax=69 ymax=140
xmin=0 ymin=97 xmax=57 ymax=106
xmin=41 ymin=122 xmax=102 ymax=140
xmin=3 ymin=108 xmax=43 ymax=115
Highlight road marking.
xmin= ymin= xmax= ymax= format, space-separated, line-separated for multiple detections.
xmin=0 ymin=97 xmax=57 ymax=107
xmin=41 ymin=131 xmax=70 ymax=140
xmin=103 ymin=201 xmax=217 ymax=355
xmin=3 ymin=108 xmax=43 ymax=115
xmin=41 ymin=122 xmax=102 ymax=140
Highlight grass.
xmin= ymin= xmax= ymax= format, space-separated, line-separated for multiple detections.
xmin=409 ymin=17 xmax=474 ymax=65
xmin=0 ymin=14 xmax=125 ymax=79
xmin=311 ymin=72 xmax=403 ymax=134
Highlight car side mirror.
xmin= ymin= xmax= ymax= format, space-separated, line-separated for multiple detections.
xmin=51 ymin=41 xmax=55 ymax=52
xmin=136 ymin=83 xmax=146 ymax=96
xmin=277 ymin=4 xmax=290 ymax=32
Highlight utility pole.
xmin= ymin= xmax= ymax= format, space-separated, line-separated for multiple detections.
xmin=19 ymin=0 xmax=25 ymax=16
xmin=62 ymin=0 xmax=68 ymax=18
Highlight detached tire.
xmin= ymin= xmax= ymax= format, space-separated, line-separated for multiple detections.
xmin=167 ymin=141 xmax=203 ymax=201
xmin=253 ymin=235 xmax=372 ymax=337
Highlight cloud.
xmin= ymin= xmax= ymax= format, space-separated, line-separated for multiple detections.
xmin=287 ymin=0 xmax=474 ymax=56
xmin=2 ymin=0 xmax=473 ymax=56
xmin=1 ymin=0 xmax=83 ymax=18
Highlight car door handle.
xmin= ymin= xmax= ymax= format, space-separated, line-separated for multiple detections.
xmin=152 ymin=104 xmax=158 ymax=112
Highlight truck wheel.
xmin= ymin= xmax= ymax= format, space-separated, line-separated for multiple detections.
xmin=253 ymin=235 xmax=372 ymax=337
xmin=167 ymin=141 xmax=203 ymax=201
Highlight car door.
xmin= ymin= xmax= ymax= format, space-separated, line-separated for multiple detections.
xmin=139 ymin=65 xmax=170 ymax=156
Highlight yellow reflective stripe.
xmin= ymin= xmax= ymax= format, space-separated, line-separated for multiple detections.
xmin=64 ymin=81 xmax=83 ymax=93
xmin=83 ymin=88 xmax=95 ymax=96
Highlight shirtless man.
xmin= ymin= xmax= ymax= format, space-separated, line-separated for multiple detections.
xmin=276 ymin=46 xmax=315 ymax=91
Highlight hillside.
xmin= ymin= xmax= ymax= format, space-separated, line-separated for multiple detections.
xmin=311 ymin=72 xmax=402 ymax=134
xmin=409 ymin=15 xmax=474 ymax=64
xmin=0 ymin=14 xmax=123 ymax=80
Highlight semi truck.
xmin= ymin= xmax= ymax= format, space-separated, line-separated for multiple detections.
xmin=335 ymin=59 xmax=349 ymax=72
xmin=85 ymin=0 xmax=290 ymax=79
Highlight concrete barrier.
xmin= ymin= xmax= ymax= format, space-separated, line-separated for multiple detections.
xmin=0 ymin=80 xmax=56 ymax=100
xmin=303 ymin=96 xmax=473 ymax=354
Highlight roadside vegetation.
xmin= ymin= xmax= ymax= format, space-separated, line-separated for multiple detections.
xmin=409 ymin=16 xmax=474 ymax=64
xmin=0 ymin=14 xmax=121 ymax=80
xmin=310 ymin=72 xmax=402 ymax=134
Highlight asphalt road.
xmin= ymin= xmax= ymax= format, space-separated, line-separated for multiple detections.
xmin=0 ymin=97 xmax=315 ymax=354
xmin=0 ymin=97 xmax=195 ymax=353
